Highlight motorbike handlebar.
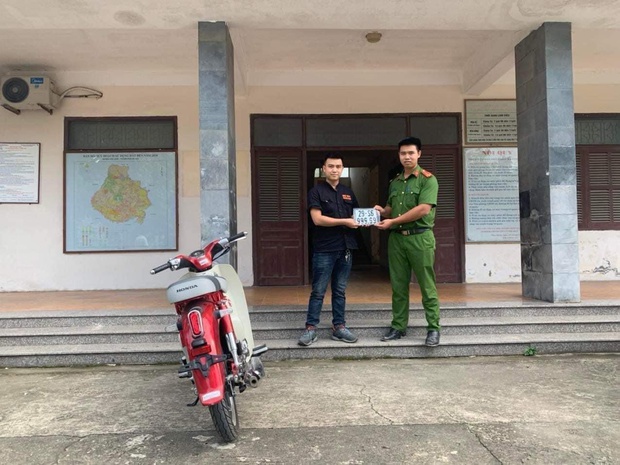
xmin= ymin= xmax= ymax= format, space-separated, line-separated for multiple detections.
xmin=150 ymin=232 xmax=248 ymax=275
xmin=218 ymin=231 xmax=248 ymax=248
xmin=150 ymin=262 xmax=171 ymax=274
xmin=228 ymin=231 xmax=248 ymax=243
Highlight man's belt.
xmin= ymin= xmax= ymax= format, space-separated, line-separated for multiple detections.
xmin=393 ymin=227 xmax=430 ymax=236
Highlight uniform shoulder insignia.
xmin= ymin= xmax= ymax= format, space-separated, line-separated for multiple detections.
xmin=421 ymin=169 xmax=433 ymax=178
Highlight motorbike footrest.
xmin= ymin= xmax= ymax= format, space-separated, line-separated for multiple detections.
xmin=252 ymin=344 xmax=268 ymax=357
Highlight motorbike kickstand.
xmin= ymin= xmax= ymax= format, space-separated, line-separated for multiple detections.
xmin=187 ymin=396 xmax=199 ymax=407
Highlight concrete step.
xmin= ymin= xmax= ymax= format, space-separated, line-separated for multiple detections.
xmin=248 ymin=303 xmax=620 ymax=322
xmin=0 ymin=304 xmax=618 ymax=367
xmin=0 ymin=324 xmax=179 ymax=346
xmin=0 ymin=342 xmax=181 ymax=367
xmin=252 ymin=315 xmax=620 ymax=339
xmin=1 ymin=315 xmax=618 ymax=347
xmin=256 ymin=332 xmax=620 ymax=361
xmin=0 ymin=309 xmax=175 ymax=329
xmin=1 ymin=303 xmax=617 ymax=329
xmin=0 ymin=332 xmax=618 ymax=367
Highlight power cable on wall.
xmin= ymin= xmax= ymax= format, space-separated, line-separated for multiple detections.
xmin=57 ymin=86 xmax=103 ymax=101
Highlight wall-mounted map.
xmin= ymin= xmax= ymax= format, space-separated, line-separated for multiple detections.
xmin=65 ymin=152 xmax=177 ymax=252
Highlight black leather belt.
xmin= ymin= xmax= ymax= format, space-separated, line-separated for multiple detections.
xmin=393 ymin=228 xmax=430 ymax=236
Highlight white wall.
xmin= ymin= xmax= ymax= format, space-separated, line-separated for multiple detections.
xmin=0 ymin=86 xmax=201 ymax=291
xmin=465 ymin=231 xmax=620 ymax=283
xmin=465 ymin=243 xmax=521 ymax=283
xmin=1 ymin=83 xmax=618 ymax=291
xmin=579 ymin=231 xmax=620 ymax=280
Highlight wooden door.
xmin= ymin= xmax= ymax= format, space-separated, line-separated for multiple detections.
xmin=423 ymin=147 xmax=463 ymax=283
xmin=252 ymin=150 xmax=306 ymax=285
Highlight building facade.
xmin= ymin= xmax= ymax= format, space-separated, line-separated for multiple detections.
xmin=0 ymin=1 xmax=619 ymax=292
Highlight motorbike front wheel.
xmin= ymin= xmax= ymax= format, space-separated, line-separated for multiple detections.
xmin=209 ymin=381 xmax=239 ymax=442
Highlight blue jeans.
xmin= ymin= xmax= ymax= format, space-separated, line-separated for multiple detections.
xmin=305 ymin=250 xmax=352 ymax=328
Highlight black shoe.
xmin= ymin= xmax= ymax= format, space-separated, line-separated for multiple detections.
xmin=381 ymin=328 xmax=406 ymax=341
xmin=425 ymin=330 xmax=440 ymax=347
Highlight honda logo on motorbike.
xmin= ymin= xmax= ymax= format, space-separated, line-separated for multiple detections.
xmin=176 ymin=284 xmax=198 ymax=293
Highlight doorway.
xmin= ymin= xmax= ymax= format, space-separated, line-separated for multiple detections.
xmin=307 ymin=147 xmax=463 ymax=282
xmin=251 ymin=114 xmax=464 ymax=285
xmin=306 ymin=150 xmax=385 ymax=273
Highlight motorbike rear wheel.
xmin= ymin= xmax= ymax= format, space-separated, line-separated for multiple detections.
xmin=209 ymin=380 xmax=239 ymax=442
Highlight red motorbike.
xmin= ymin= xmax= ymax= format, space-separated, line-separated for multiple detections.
xmin=151 ymin=231 xmax=267 ymax=442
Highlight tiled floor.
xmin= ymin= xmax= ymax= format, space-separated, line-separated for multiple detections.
xmin=0 ymin=269 xmax=617 ymax=312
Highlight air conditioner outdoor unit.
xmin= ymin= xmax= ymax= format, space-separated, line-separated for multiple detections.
xmin=1 ymin=74 xmax=59 ymax=113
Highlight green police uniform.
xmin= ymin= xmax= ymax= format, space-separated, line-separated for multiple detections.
xmin=387 ymin=166 xmax=440 ymax=332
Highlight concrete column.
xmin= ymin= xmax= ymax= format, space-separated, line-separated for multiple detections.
xmin=515 ymin=22 xmax=580 ymax=302
xmin=198 ymin=22 xmax=237 ymax=266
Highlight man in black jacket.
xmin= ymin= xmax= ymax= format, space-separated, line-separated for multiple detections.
xmin=299 ymin=154 xmax=360 ymax=346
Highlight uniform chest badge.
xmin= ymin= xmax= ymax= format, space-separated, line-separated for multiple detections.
xmin=342 ymin=194 xmax=352 ymax=201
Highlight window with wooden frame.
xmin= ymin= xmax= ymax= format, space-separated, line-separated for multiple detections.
xmin=575 ymin=115 xmax=620 ymax=230
xmin=576 ymin=147 xmax=620 ymax=230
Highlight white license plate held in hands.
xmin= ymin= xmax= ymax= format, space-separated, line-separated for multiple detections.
xmin=353 ymin=208 xmax=380 ymax=226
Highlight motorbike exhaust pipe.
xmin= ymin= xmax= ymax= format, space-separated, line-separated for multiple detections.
xmin=247 ymin=374 xmax=259 ymax=388
xmin=243 ymin=367 xmax=263 ymax=388
xmin=240 ymin=353 xmax=266 ymax=388
xmin=250 ymin=356 xmax=265 ymax=379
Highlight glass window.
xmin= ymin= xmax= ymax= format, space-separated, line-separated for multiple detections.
xmin=306 ymin=117 xmax=406 ymax=147
xmin=253 ymin=117 xmax=302 ymax=147
xmin=67 ymin=119 xmax=176 ymax=150
xmin=409 ymin=116 xmax=459 ymax=145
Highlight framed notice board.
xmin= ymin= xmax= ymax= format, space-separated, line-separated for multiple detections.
xmin=465 ymin=99 xmax=517 ymax=146
xmin=0 ymin=142 xmax=40 ymax=203
xmin=464 ymin=147 xmax=520 ymax=242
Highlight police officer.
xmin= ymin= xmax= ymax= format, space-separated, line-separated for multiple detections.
xmin=374 ymin=137 xmax=440 ymax=347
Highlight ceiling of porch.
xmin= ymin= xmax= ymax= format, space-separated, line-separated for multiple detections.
xmin=1 ymin=0 xmax=620 ymax=94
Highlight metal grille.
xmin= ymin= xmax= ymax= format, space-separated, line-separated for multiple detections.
xmin=575 ymin=118 xmax=620 ymax=145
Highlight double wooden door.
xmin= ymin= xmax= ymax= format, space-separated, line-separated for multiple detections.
xmin=252 ymin=147 xmax=462 ymax=285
